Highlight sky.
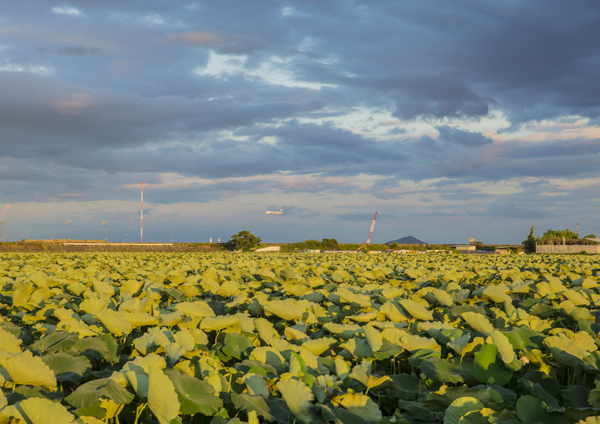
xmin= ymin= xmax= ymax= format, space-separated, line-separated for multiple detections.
xmin=1 ymin=1 xmax=600 ymax=244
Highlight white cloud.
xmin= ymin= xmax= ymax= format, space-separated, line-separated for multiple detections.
xmin=52 ymin=6 xmax=82 ymax=16
xmin=193 ymin=51 xmax=333 ymax=89
xmin=0 ymin=61 xmax=53 ymax=75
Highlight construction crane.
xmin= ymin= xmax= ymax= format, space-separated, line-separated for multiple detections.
xmin=366 ymin=212 xmax=378 ymax=244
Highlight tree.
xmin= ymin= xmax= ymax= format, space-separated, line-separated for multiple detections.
xmin=225 ymin=230 xmax=262 ymax=251
xmin=522 ymin=226 xmax=538 ymax=252
xmin=541 ymin=228 xmax=578 ymax=239
xmin=321 ymin=238 xmax=339 ymax=250
xmin=584 ymin=234 xmax=597 ymax=239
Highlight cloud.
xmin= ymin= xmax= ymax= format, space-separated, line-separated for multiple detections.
xmin=36 ymin=46 xmax=102 ymax=56
xmin=166 ymin=29 xmax=265 ymax=55
xmin=436 ymin=126 xmax=494 ymax=147
xmin=0 ymin=204 xmax=12 ymax=219
xmin=52 ymin=6 xmax=82 ymax=16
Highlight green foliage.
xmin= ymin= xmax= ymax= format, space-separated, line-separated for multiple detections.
xmin=541 ymin=228 xmax=579 ymax=239
xmin=225 ymin=230 xmax=262 ymax=251
xmin=522 ymin=226 xmax=538 ymax=252
xmin=281 ymin=238 xmax=340 ymax=251
xmin=584 ymin=234 xmax=596 ymax=238
xmin=2 ymin=252 xmax=600 ymax=423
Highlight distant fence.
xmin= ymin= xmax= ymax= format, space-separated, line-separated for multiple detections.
xmin=536 ymin=245 xmax=600 ymax=254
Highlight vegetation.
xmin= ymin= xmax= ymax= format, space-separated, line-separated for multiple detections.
xmin=542 ymin=228 xmax=579 ymax=239
xmin=281 ymin=238 xmax=340 ymax=251
xmin=1 ymin=252 xmax=600 ymax=423
xmin=224 ymin=230 xmax=262 ymax=251
xmin=522 ymin=226 xmax=538 ymax=252
xmin=584 ymin=234 xmax=597 ymax=239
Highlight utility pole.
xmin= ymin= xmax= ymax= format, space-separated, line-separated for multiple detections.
xmin=140 ymin=183 xmax=144 ymax=243
xmin=0 ymin=220 xmax=4 ymax=242
xmin=577 ymin=223 xmax=579 ymax=238
xmin=66 ymin=221 xmax=72 ymax=240
xmin=103 ymin=221 xmax=108 ymax=242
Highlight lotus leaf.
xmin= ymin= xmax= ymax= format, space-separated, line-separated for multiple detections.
xmin=379 ymin=301 xmax=409 ymax=322
xmin=164 ymin=368 xmax=223 ymax=415
xmin=79 ymin=298 xmax=109 ymax=314
xmin=486 ymin=330 xmax=516 ymax=365
xmin=473 ymin=344 xmax=513 ymax=386
xmin=332 ymin=392 xmax=382 ymax=422
xmin=516 ymin=395 xmax=550 ymax=424
xmin=222 ymin=333 xmax=254 ymax=359
xmin=340 ymin=337 xmax=373 ymax=359
xmin=94 ymin=309 xmax=132 ymax=336
xmin=174 ymin=301 xmax=215 ymax=318
xmin=302 ymin=337 xmax=337 ymax=356
xmin=264 ymin=299 xmax=304 ymax=321
xmin=443 ymin=396 xmax=485 ymax=424
xmin=4 ymin=350 xmax=57 ymax=390
xmin=13 ymin=397 xmax=74 ymax=424
xmin=460 ymin=311 xmax=494 ymax=333
xmin=0 ymin=327 xmax=22 ymax=354
xmin=42 ymin=352 xmax=91 ymax=382
xmin=147 ymin=366 xmax=180 ymax=424
xmin=399 ymin=298 xmax=434 ymax=321
xmin=323 ymin=323 xmax=362 ymax=339
xmin=349 ymin=360 xmax=392 ymax=390
xmin=65 ymin=377 xmax=134 ymax=408
xmin=250 ymin=346 xmax=287 ymax=369
xmin=419 ymin=358 xmax=468 ymax=384
xmin=277 ymin=378 xmax=314 ymax=423
xmin=200 ymin=315 xmax=241 ymax=331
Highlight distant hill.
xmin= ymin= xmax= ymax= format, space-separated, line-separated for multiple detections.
xmin=386 ymin=236 xmax=428 ymax=245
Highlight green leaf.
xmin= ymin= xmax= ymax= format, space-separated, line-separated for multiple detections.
xmin=332 ymin=392 xmax=382 ymax=422
xmin=399 ymin=298 xmax=434 ymax=321
xmin=244 ymin=374 xmax=270 ymax=398
xmin=363 ymin=326 xmax=383 ymax=353
xmin=473 ymin=344 xmax=513 ymax=386
xmin=460 ymin=312 xmax=494 ymax=333
xmin=4 ymin=351 xmax=57 ymax=390
xmin=29 ymin=271 xmax=48 ymax=288
xmin=504 ymin=327 xmax=545 ymax=350
xmin=317 ymin=403 xmax=370 ymax=424
xmin=65 ymin=378 xmax=135 ymax=409
xmin=31 ymin=331 xmax=78 ymax=353
xmin=264 ymin=299 xmax=305 ymax=321
xmin=148 ymin=366 xmax=180 ymax=424
xmin=277 ymin=378 xmax=314 ymax=423
xmin=0 ymin=327 xmax=23 ymax=354
xmin=419 ymin=358 xmax=468 ymax=384
xmin=250 ymin=347 xmax=287 ymax=370
xmin=200 ymin=315 xmax=241 ymax=331
xmin=390 ymin=374 xmax=421 ymax=400
xmin=232 ymin=393 xmax=275 ymax=421
xmin=14 ymin=397 xmax=74 ymax=424
xmin=443 ymin=397 xmax=484 ymax=424
xmin=164 ymin=368 xmax=223 ymax=416
xmin=486 ymin=330 xmax=516 ymax=366
xmin=516 ymin=395 xmax=549 ymax=424
xmin=348 ymin=360 xmax=393 ymax=390
xmin=222 ymin=333 xmax=254 ymax=359
xmin=42 ymin=352 xmax=92 ymax=382
xmin=94 ymin=309 xmax=132 ymax=337
xmin=302 ymin=337 xmax=337 ymax=356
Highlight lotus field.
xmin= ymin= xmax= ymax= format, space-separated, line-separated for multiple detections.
xmin=2 ymin=253 xmax=600 ymax=424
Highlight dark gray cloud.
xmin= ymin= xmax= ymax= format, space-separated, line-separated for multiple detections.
xmin=436 ymin=126 xmax=493 ymax=148
xmin=36 ymin=46 xmax=103 ymax=56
